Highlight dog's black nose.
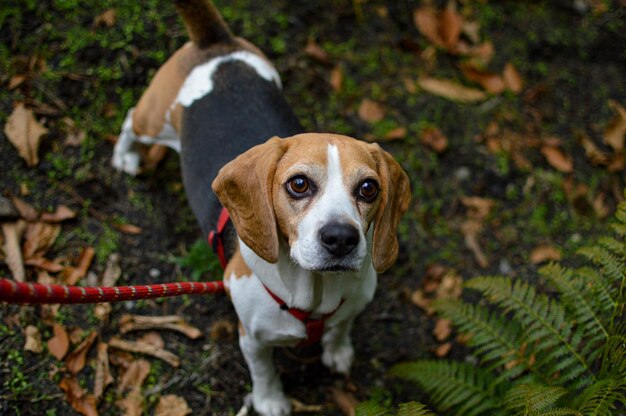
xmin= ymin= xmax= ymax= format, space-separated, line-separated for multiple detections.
xmin=319 ymin=223 xmax=360 ymax=256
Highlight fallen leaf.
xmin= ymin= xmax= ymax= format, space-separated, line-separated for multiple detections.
xmin=540 ymin=145 xmax=573 ymax=173
xmin=413 ymin=5 xmax=445 ymax=48
xmin=420 ymin=127 xmax=448 ymax=153
xmin=330 ymin=387 xmax=358 ymax=416
xmin=109 ymin=337 xmax=180 ymax=367
xmin=357 ymin=99 xmax=385 ymax=123
xmin=461 ymin=65 xmax=505 ymax=94
xmin=304 ymin=39 xmax=330 ymax=64
xmin=435 ymin=270 xmax=464 ymax=300
xmin=63 ymin=246 xmax=95 ymax=285
xmin=24 ymin=325 xmax=44 ymax=353
xmin=410 ymin=289 xmax=434 ymax=314
xmin=137 ymin=331 xmax=165 ymax=349
xmin=25 ymin=256 xmax=64 ymax=273
xmin=418 ymin=77 xmax=487 ymax=103
xmin=593 ymin=192 xmax=611 ymax=218
xmin=94 ymin=343 xmax=114 ymax=401
xmin=8 ymin=75 xmax=27 ymax=90
xmin=118 ymin=315 xmax=202 ymax=339
xmin=1 ymin=221 xmax=26 ymax=281
xmin=383 ymin=126 xmax=408 ymax=141
xmin=47 ymin=324 xmax=70 ymax=360
xmin=155 ymin=395 xmax=192 ymax=416
xmin=433 ymin=318 xmax=452 ymax=342
xmin=329 ymin=66 xmax=343 ymax=91
xmin=65 ymin=331 xmax=97 ymax=374
xmin=440 ymin=1 xmax=463 ymax=50
xmin=608 ymin=152 xmax=624 ymax=172
xmin=461 ymin=196 xmax=495 ymax=220
xmin=210 ymin=319 xmax=236 ymax=342
xmin=435 ymin=342 xmax=452 ymax=357
xmin=461 ymin=220 xmax=489 ymax=268
xmin=11 ymin=196 xmax=39 ymax=221
xmin=4 ymin=103 xmax=48 ymax=166
xmin=462 ymin=20 xmax=481 ymax=44
xmin=59 ymin=376 xmax=98 ymax=416
xmin=40 ymin=205 xmax=76 ymax=223
xmin=118 ymin=359 xmax=151 ymax=393
xmin=422 ymin=263 xmax=449 ymax=293
xmin=117 ymin=389 xmax=143 ymax=416
xmin=93 ymin=8 xmax=116 ymax=28
xmin=530 ymin=245 xmax=562 ymax=264
xmin=115 ymin=223 xmax=142 ymax=235
xmin=503 ymin=62 xmax=524 ymax=93
xmin=604 ymin=100 xmax=626 ymax=152
xmin=579 ymin=134 xmax=609 ymax=165
xmin=22 ymin=222 xmax=61 ymax=260
xmin=95 ymin=254 xmax=122 ymax=321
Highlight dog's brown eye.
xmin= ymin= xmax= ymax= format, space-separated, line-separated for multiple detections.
xmin=358 ymin=179 xmax=379 ymax=202
xmin=287 ymin=176 xmax=311 ymax=197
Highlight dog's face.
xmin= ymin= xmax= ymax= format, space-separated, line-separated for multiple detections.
xmin=213 ymin=133 xmax=411 ymax=273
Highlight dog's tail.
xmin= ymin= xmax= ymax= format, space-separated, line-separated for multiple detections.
xmin=173 ymin=0 xmax=234 ymax=48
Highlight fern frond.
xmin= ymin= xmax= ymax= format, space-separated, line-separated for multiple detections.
xmin=597 ymin=236 xmax=625 ymax=260
xmin=397 ymin=402 xmax=436 ymax=416
xmin=433 ymin=298 xmax=532 ymax=380
xmin=356 ymin=401 xmax=390 ymax=416
xmin=466 ymin=276 xmax=595 ymax=387
xmin=576 ymin=267 xmax=619 ymax=312
xmin=573 ymin=377 xmax=626 ymax=416
xmin=390 ymin=360 xmax=505 ymax=416
xmin=503 ymin=383 xmax=568 ymax=413
xmin=577 ymin=246 xmax=624 ymax=288
xmin=540 ymin=263 xmax=609 ymax=341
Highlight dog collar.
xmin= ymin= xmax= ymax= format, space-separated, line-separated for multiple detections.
xmin=262 ymin=284 xmax=344 ymax=347
xmin=208 ymin=207 xmax=231 ymax=269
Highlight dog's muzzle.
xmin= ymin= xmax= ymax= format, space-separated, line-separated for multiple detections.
xmin=319 ymin=222 xmax=360 ymax=257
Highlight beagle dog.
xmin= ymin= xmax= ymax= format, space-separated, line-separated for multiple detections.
xmin=112 ymin=1 xmax=411 ymax=415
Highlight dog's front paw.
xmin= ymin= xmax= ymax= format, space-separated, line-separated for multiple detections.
xmin=253 ymin=390 xmax=291 ymax=416
xmin=112 ymin=150 xmax=141 ymax=176
xmin=322 ymin=343 xmax=354 ymax=375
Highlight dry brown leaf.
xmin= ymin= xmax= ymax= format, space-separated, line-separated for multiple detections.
xmin=461 ymin=220 xmax=489 ymax=268
xmin=94 ymin=343 xmax=114 ymax=401
xmin=330 ymin=66 xmax=343 ymax=91
xmin=461 ymin=65 xmax=505 ymax=94
xmin=65 ymin=331 xmax=97 ymax=374
xmin=410 ymin=289 xmax=434 ymax=315
xmin=503 ymin=62 xmax=524 ymax=93
xmin=436 ymin=271 xmax=464 ymax=300
xmin=304 ymin=39 xmax=330 ymax=64
xmin=579 ymin=134 xmax=609 ymax=165
xmin=109 ymin=337 xmax=180 ymax=367
xmin=48 ymin=323 xmax=70 ymax=360
xmin=530 ymin=245 xmax=562 ymax=264
xmin=118 ymin=314 xmax=202 ymax=339
xmin=138 ymin=331 xmax=165 ymax=349
xmin=155 ymin=395 xmax=192 ymax=416
xmin=118 ymin=359 xmax=151 ymax=393
xmin=440 ymin=2 xmax=463 ymax=50
xmin=58 ymin=376 xmax=99 ymax=416
xmin=461 ymin=196 xmax=495 ymax=220
xmin=22 ymin=222 xmax=61 ymax=260
xmin=25 ymin=256 xmax=64 ymax=273
xmin=593 ymin=192 xmax=611 ymax=218
xmin=4 ymin=103 xmax=49 ymax=166
xmin=435 ymin=342 xmax=452 ymax=357
xmin=24 ymin=325 xmax=44 ymax=353
xmin=11 ymin=196 xmax=39 ymax=221
xmin=64 ymin=246 xmax=95 ymax=285
xmin=40 ymin=205 xmax=76 ymax=223
xmin=93 ymin=8 xmax=116 ymax=28
xmin=115 ymin=223 xmax=142 ymax=235
xmin=540 ymin=145 xmax=574 ymax=173
xmin=330 ymin=387 xmax=358 ymax=416
xmin=413 ymin=5 xmax=445 ymax=48
xmin=383 ymin=126 xmax=408 ymax=141
xmin=357 ymin=99 xmax=385 ymax=123
xmin=210 ymin=319 xmax=236 ymax=342
xmin=117 ymin=389 xmax=143 ymax=416
xmin=8 ymin=75 xmax=27 ymax=90
xmin=433 ymin=318 xmax=452 ymax=342
xmin=418 ymin=77 xmax=487 ymax=103
xmin=422 ymin=263 xmax=449 ymax=293
xmin=462 ymin=20 xmax=481 ymax=44
xmin=420 ymin=127 xmax=448 ymax=153
xmin=604 ymin=100 xmax=626 ymax=152
xmin=462 ymin=41 xmax=495 ymax=65
xmin=608 ymin=152 xmax=625 ymax=172
xmin=95 ymin=254 xmax=122 ymax=321
xmin=2 ymin=221 xmax=26 ymax=281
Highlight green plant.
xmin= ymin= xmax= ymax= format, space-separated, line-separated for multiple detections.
xmin=391 ymin=199 xmax=626 ymax=415
xmin=356 ymin=401 xmax=436 ymax=416
xmin=176 ymin=239 xmax=221 ymax=281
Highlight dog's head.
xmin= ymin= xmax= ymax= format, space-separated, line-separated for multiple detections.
xmin=212 ymin=133 xmax=411 ymax=273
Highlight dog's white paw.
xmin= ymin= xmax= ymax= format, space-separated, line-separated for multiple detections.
xmin=112 ymin=150 xmax=140 ymax=176
xmin=322 ymin=343 xmax=354 ymax=375
xmin=252 ymin=390 xmax=291 ymax=416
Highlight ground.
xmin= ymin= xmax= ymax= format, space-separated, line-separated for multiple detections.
xmin=1 ymin=0 xmax=625 ymax=415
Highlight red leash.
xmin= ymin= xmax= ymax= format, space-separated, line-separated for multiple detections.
xmin=0 ymin=278 xmax=225 ymax=304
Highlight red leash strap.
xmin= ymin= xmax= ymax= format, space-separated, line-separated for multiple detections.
xmin=0 ymin=279 xmax=225 ymax=305
xmin=209 ymin=207 xmax=230 ymax=269
xmin=263 ymin=284 xmax=344 ymax=347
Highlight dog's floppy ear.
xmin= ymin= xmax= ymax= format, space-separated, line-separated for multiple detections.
xmin=369 ymin=143 xmax=411 ymax=273
xmin=212 ymin=137 xmax=285 ymax=263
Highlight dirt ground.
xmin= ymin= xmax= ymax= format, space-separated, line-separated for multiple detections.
xmin=1 ymin=0 xmax=625 ymax=415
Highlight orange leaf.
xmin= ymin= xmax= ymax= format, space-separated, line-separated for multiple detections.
xmin=530 ymin=245 xmax=562 ymax=264
xmin=604 ymin=100 xmax=626 ymax=152
xmin=503 ymin=62 xmax=524 ymax=93
xmin=433 ymin=318 xmax=452 ymax=341
xmin=418 ymin=77 xmax=487 ymax=103
xmin=48 ymin=324 xmax=70 ymax=360
xmin=58 ymin=376 xmax=99 ymax=416
xmin=541 ymin=145 xmax=573 ymax=173
xmin=65 ymin=331 xmax=97 ymax=374
xmin=461 ymin=65 xmax=505 ymax=94
xmin=357 ymin=99 xmax=385 ymax=123
xmin=4 ymin=103 xmax=48 ymax=166
xmin=420 ymin=127 xmax=448 ymax=153
xmin=440 ymin=1 xmax=463 ymax=50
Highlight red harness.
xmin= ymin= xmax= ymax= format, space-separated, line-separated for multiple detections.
xmin=208 ymin=207 xmax=344 ymax=346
